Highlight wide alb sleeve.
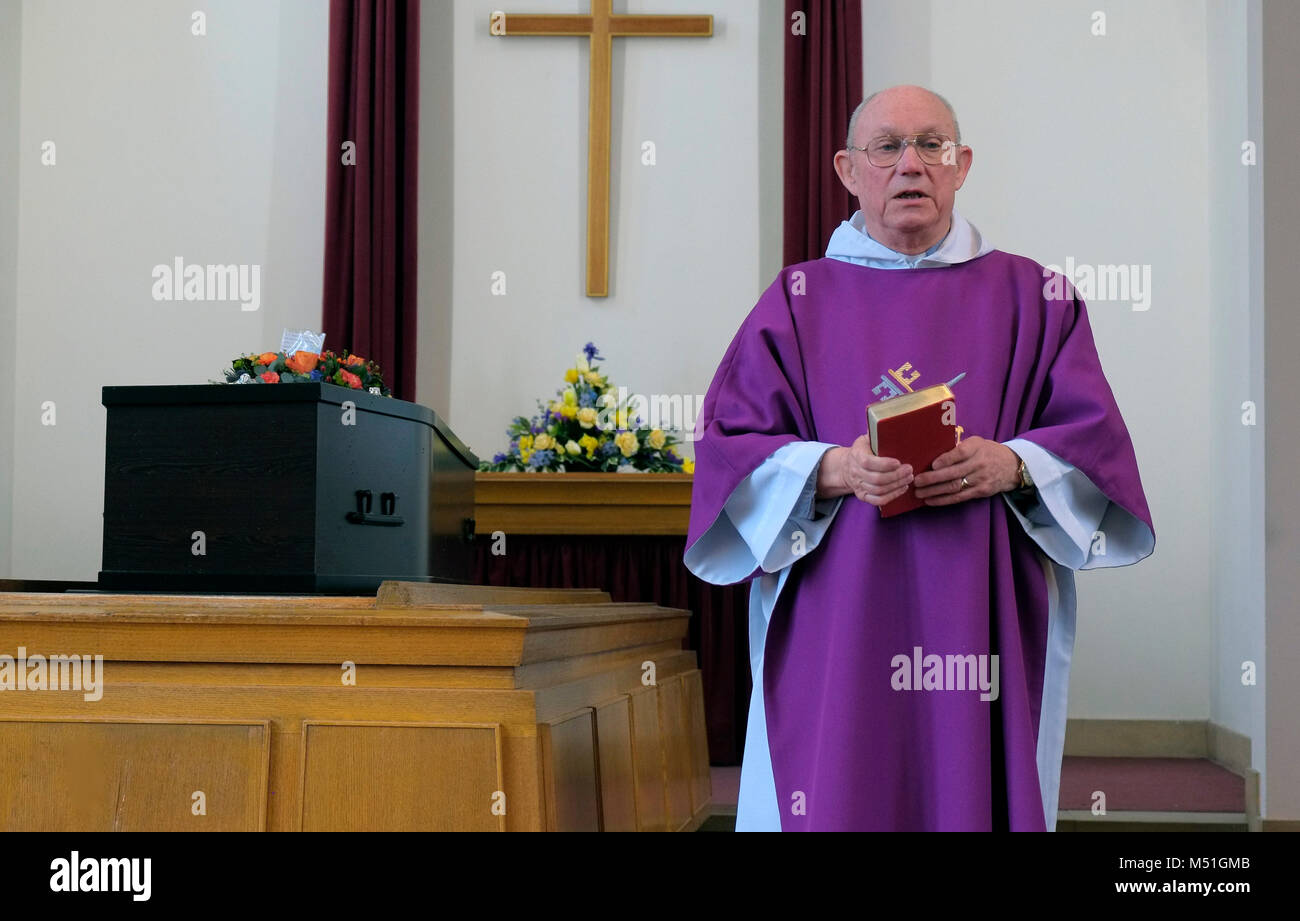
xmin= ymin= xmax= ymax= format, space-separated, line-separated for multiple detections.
xmin=685 ymin=274 xmax=826 ymax=584
xmin=1001 ymin=294 xmax=1155 ymax=570
xmin=1000 ymin=439 xmax=1152 ymax=570
xmin=684 ymin=442 xmax=845 ymax=585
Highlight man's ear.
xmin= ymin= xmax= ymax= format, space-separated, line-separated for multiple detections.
xmin=833 ymin=150 xmax=857 ymax=195
xmin=952 ymin=146 xmax=974 ymax=191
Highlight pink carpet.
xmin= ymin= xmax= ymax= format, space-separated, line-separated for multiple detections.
xmin=710 ymin=765 xmax=741 ymax=807
xmin=712 ymin=757 xmax=1247 ymax=813
xmin=1058 ymin=757 xmax=1245 ymax=812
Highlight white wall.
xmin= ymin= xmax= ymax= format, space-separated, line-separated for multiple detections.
xmin=0 ymin=0 xmax=21 ymax=580
xmin=418 ymin=0 xmax=456 ymax=418
xmin=7 ymin=0 xmax=326 ymax=579
xmin=447 ymin=0 xmax=777 ymax=459
xmin=866 ymin=0 xmax=1228 ymax=722
xmin=1206 ymin=0 xmax=1265 ymax=787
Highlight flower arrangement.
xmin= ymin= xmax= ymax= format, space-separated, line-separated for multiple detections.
xmin=220 ymin=349 xmax=392 ymax=396
xmin=479 ymin=343 xmax=694 ymax=473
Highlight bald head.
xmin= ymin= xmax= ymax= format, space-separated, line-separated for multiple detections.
xmin=832 ymin=84 xmax=973 ymax=254
xmin=846 ymin=85 xmax=961 ymax=150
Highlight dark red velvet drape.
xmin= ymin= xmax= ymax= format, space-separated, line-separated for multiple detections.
xmin=323 ymin=0 xmax=420 ymax=402
xmin=783 ymin=0 xmax=863 ymax=265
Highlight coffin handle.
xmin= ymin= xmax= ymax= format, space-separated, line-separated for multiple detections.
xmin=345 ymin=489 xmax=405 ymax=526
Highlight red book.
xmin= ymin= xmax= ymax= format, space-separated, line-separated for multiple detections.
xmin=866 ymin=383 xmax=960 ymax=518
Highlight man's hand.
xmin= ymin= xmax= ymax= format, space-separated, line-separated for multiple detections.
xmin=816 ymin=436 xmax=913 ymax=507
xmin=913 ymin=436 xmax=1021 ymax=506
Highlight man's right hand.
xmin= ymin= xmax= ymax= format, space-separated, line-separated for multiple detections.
xmin=815 ymin=437 xmax=914 ymax=506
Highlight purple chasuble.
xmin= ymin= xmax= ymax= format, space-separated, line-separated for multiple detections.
xmin=686 ymin=251 xmax=1155 ymax=831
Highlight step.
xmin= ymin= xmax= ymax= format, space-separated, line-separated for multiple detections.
xmin=1057 ymin=755 xmax=1248 ymax=831
xmin=704 ymin=756 xmax=1250 ymax=831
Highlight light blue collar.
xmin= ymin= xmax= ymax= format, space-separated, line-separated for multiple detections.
xmin=825 ymin=209 xmax=994 ymax=269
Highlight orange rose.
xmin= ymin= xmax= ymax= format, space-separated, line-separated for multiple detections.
xmin=345 ymin=354 xmax=365 ymax=367
xmin=286 ymin=350 xmax=319 ymax=373
xmin=340 ymin=370 xmax=362 ymax=389
xmin=260 ymin=371 xmax=280 ymax=384
xmin=258 ymin=352 xmax=279 ymax=366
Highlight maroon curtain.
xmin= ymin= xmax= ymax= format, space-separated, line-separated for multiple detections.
xmin=783 ymin=0 xmax=863 ymax=265
xmin=323 ymin=0 xmax=420 ymax=402
xmin=474 ymin=537 xmax=752 ymax=766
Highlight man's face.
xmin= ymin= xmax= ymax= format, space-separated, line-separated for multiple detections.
xmin=833 ymin=88 xmax=973 ymax=253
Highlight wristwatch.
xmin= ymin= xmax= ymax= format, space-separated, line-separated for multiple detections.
xmin=1016 ymin=456 xmax=1034 ymax=491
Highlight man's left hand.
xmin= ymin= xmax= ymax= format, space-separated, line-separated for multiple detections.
xmin=913 ymin=437 xmax=1022 ymax=506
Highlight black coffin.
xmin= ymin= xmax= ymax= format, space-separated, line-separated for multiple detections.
xmin=98 ymin=383 xmax=478 ymax=594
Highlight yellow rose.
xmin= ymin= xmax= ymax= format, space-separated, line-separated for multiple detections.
xmin=577 ymin=407 xmax=599 ymax=429
xmin=585 ymin=371 xmax=603 ymax=387
xmin=615 ymin=430 xmax=638 ymax=458
xmin=533 ymin=433 xmax=554 ymax=451
xmin=579 ymin=434 xmax=598 ymax=456
xmin=682 ymin=458 xmax=695 ymax=474
xmin=648 ymin=429 xmax=666 ymax=450
xmin=560 ymin=404 xmax=578 ymax=419
xmin=564 ymin=369 xmax=579 ymax=384
xmin=566 ymin=440 xmax=582 ymax=456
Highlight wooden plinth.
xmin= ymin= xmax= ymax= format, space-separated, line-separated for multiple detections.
xmin=474 ymin=472 xmax=693 ymax=536
xmin=0 ymin=583 xmax=711 ymax=832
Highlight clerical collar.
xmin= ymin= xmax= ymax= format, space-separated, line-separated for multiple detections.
xmin=825 ymin=209 xmax=994 ymax=269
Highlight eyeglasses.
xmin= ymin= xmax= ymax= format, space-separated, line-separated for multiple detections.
xmin=847 ymin=134 xmax=960 ymax=167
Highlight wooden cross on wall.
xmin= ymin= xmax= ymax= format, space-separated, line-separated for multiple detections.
xmin=491 ymin=1 xmax=713 ymax=297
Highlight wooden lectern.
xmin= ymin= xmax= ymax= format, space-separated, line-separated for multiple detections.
xmin=0 ymin=583 xmax=711 ymax=831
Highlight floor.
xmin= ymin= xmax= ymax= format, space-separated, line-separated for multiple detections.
xmin=703 ymin=757 xmax=1249 ymax=831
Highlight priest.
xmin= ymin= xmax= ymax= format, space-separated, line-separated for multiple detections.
xmin=684 ymin=85 xmax=1155 ymax=831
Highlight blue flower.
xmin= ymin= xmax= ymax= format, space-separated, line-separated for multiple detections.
xmin=309 ymin=369 xmax=323 ymax=381
xmin=492 ymin=452 xmax=507 ymax=464
xmin=579 ymin=389 xmax=596 ymax=408
xmin=599 ymin=442 xmax=618 ymax=457
xmin=583 ymin=342 xmax=601 ymax=363
xmin=529 ymin=449 xmax=556 ymax=468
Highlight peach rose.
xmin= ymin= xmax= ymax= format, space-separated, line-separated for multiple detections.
xmin=286 ymin=350 xmax=319 ymax=373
